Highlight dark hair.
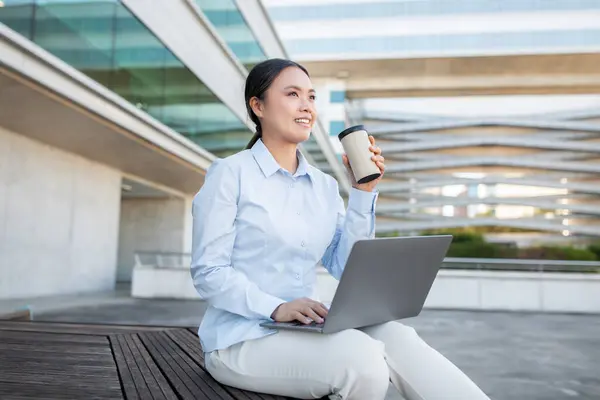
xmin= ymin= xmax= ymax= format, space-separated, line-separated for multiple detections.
xmin=244 ymin=58 xmax=310 ymax=150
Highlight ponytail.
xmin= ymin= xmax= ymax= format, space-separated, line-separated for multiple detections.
xmin=245 ymin=125 xmax=262 ymax=150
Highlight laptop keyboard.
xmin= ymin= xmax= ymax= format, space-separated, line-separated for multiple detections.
xmin=277 ymin=321 xmax=325 ymax=328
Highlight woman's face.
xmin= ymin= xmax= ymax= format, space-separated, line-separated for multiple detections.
xmin=254 ymin=67 xmax=318 ymax=144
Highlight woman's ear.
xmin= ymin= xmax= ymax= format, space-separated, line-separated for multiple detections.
xmin=249 ymin=97 xmax=264 ymax=118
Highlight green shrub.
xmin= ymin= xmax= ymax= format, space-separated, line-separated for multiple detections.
xmin=425 ymin=226 xmax=542 ymax=234
xmin=422 ymin=229 xmax=484 ymax=243
xmin=445 ymin=241 xmax=519 ymax=258
xmin=375 ymin=228 xmax=599 ymax=261
xmin=446 ymin=242 xmax=499 ymax=258
xmin=588 ymin=243 xmax=600 ymax=260
xmin=375 ymin=230 xmax=400 ymax=238
xmin=518 ymin=246 xmax=597 ymax=261
xmin=450 ymin=232 xmax=485 ymax=244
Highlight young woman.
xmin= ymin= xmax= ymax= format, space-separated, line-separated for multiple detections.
xmin=191 ymin=59 xmax=489 ymax=400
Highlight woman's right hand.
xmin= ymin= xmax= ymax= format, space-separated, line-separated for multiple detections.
xmin=271 ymin=297 xmax=329 ymax=324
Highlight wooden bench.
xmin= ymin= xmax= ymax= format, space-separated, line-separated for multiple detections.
xmin=0 ymin=320 xmax=327 ymax=399
xmin=0 ymin=307 xmax=32 ymax=321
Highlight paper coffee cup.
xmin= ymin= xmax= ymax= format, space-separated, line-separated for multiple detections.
xmin=338 ymin=125 xmax=381 ymax=184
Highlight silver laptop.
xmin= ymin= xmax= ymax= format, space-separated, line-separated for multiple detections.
xmin=260 ymin=235 xmax=452 ymax=334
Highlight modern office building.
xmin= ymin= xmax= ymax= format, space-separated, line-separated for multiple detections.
xmin=265 ymin=0 xmax=600 ymax=240
xmin=3 ymin=0 xmax=600 ymax=301
xmin=0 ymin=0 xmax=347 ymax=300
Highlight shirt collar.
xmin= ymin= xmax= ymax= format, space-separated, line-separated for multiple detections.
xmin=251 ymin=138 xmax=313 ymax=180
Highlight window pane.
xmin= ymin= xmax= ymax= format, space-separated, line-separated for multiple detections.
xmin=0 ymin=1 xmax=34 ymax=39
xmin=0 ymin=0 xmax=253 ymax=158
xmin=112 ymin=4 xmax=166 ymax=119
xmin=330 ymin=90 xmax=346 ymax=104
xmin=330 ymin=121 xmax=346 ymax=136
xmin=33 ymin=1 xmax=115 ymax=72
xmin=195 ymin=0 xmax=266 ymax=67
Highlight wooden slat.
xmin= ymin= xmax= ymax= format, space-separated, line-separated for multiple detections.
xmin=0 ymin=308 xmax=32 ymax=321
xmin=167 ymin=329 xmax=291 ymax=400
xmin=0 ymin=320 xmax=168 ymax=335
xmin=187 ymin=327 xmax=197 ymax=335
xmin=0 ymin=359 xmax=117 ymax=375
xmin=142 ymin=331 xmax=217 ymax=400
xmin=166 ymin=329 xmax=207 ymax=366
xmin=0 ymin=342 xmax=111 ymax=355
xmin=138 ymin=332 xmax=203 ymax=399
xmin=141 ymin=331 xmax=236 ymax=400
xmin=0 ymin=331 xmax=122 ymax=399
xmin=0 ymin=329 xmax=107 ymax=344
xmin=118 ymin=334 xmax=155 ymax=399
xmin=0 ymin=321 xmax=321 ymax=400
xmin=0 ymin=349 xmax=115 ymax=365
xmin=0 ymin=371 xmax=119 ymax=387
xmin=110 ymin=334 xmax=138 ymax=399
xmin=125 ymin=334 xmax=179 ymax=400
xmin=164 ymin=329 xmax=264 ymax=400
xmin=156 ymin=330 xmax=236 ymax=400
xmin=132 ymin=333 xmax=179 ymax=400
xmin=0 ymin=381 xmax=120 ymax=400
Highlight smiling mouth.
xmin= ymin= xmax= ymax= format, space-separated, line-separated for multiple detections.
xmin=295 ymin=118 xmax=311 ymax=125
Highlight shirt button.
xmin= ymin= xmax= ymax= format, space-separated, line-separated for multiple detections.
xmin=297 ymin=211 xmax=301 ymax=215
xmin=295 ymin=273 xmax=300 ymax=280
xmin=301 ymin=241 xmax=305 ymax=247
xmin=290 ymin=183 xmax=294 ymax=188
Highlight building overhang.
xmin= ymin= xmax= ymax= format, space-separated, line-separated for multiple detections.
xmin=0 ymin=23 xmax=213 ymax=195
xmin=301 ymin=52 xmax=600 ymax=98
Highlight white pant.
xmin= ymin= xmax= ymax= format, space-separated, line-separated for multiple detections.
xmin=206 ymin=321 xmax=490 ymax=400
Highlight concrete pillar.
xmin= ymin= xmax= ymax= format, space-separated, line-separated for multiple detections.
xmin=0 ymin=126 xmax=121 ymax=299
xmin=116 ymin=195 xmax=193 ymax=282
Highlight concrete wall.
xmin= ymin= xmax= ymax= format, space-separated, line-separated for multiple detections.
xmin=423 ymin=270 xmax=600 ymax=313
xmin=316 ymin=269 xmax=600 ymax=314
xmin=117 ymin=197 xmax=192 ymax=282
xmin=0 ymin=127 xmax=121 ymax=299
xmin=132 ymin=265 xmax=600 ymax=314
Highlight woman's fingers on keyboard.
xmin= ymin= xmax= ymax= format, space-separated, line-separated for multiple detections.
xmin=293 ymin=311 xmax=311 ymax=324
xmin=309 ymin=300 xmax=328 ymax=318
xmin=318 ymin=303 xmax=329 ymax=317
xmin=282 ymin=298 xmax=328 ymax=324
xmin=302 ymin=306 xmax=323 ymax=324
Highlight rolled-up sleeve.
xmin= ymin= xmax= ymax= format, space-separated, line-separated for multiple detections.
xmin=321 ymin=186 xmax=378 ymax=280
xmin=190 ymin=160 xmax=285 ymax=320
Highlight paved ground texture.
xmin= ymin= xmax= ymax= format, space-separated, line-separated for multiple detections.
xmin=28 ymin=296 xmax=600 ymax=400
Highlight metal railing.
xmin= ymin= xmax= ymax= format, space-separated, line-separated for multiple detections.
xmin=134 ymin=251 xmax=191 ymax=270
xmin=442 ymin=258 xmax=600 ymax=273
xmin=134 ymin=251 xmax=600 ymax=274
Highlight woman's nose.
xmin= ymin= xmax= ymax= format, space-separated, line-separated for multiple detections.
xmin=300 ymin=99 xmax=313 ymax=112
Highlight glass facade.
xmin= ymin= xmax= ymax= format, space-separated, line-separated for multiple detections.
xmin=330 ymin=90 xmax=346 ymax=104
xmin=268 ymin=0 xmax=600 ymax=21
xmin=195 ymin=0 xmax=266 ymax=68
xmin=0 ymin=0 xmax=252 ymax=158
xmin=286 ymin=30 xmax=600 ymax=57
xmin=329 ymin=121 xmax=346 ymax=136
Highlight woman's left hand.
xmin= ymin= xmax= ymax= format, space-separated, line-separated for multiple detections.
xmin=342 ymin=135 xmax=385 ymax=192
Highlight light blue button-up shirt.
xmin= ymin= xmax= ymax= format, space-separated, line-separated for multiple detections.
xmin=191 ymin=139 xmax=378 ymax=353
